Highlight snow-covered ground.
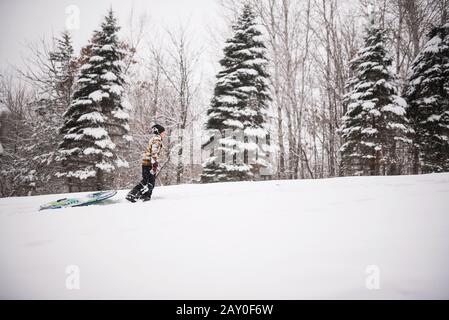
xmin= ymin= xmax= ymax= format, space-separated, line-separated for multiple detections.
xmin=1 ymin=173 xmax=448 ymax=299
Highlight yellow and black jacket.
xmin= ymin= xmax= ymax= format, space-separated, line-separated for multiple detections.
xmin=142 ymin=134 xmax=163 ymax=166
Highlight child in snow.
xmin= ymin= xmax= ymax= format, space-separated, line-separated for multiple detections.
xmin=126 ymin=124 xmax=165 ymax=202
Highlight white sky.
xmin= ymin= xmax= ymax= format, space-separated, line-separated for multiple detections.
xmin=0 ymin=0 xmax=224 ymax=68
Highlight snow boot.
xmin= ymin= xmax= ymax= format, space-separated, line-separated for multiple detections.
xmin=126 ymin=183 xmax=146 ymax=203
xmin=126 ymin=192 xmax=138 ymax=203
xmin=140 ymin=188 xmax=153 ymax=202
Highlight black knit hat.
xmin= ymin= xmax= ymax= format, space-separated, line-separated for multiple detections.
xmin=151 ymin=123 xmax=165 ymax=135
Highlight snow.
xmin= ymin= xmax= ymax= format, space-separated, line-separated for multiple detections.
xmin=94 ymin=138 xmax=115 ymax=150
xmin=361 ymin=128 xmax=378 ymax=135
xmin=113 ymin=61 xmax=126 ymax=68
xmin=387 ymin=123 xmax=408 ymax=131
xmin=244 ymin=127 xmax=267 ymax=138
xmin=123 ymin=135 xmax=133 ymax=142
xmin=394 ymin=96 xmax=407 ymax=109
xmin=369 ymin=109 xmax=381 ymax=117
xmin=382 ymin=104 xmax=406 ymax=116
xmin=109 ymin=84 xmax=123 ymax=95
xmin=252 ymin=35 xmax=265 ymax=43
xmin=340 ymin=125 xmax=361 ymax=135
xmin=217 ymin=95 xmax=238 ymax=105
xmin=236 ymin=68 xmax=259 ymax=76
xmin=66 ymin=169 xmax=96 ymax=180
xmin=111 ymin=108 xmax=129 ymax=120
xmin=427 ymin=114 xmax=441 ymax=122
xmin=357 ymin=82 xmax=375 ymax=90
xmin=359 ymin=61 xmax=378 ymax=69
xmin=362 ymin=101 xmax=376 ymax=110
xmin=121 ymin=99 xmax=132 ymax=111
xmin=0 ymin=174 xmax=448 ymax=299
xmin=242 ymin=58 xmax=268 ymax=67
xmin=77 ymin=112 xmax=104 ymax=123
xmin=101 ymin=72 xmax=117 ymax=82
xmin=347 ymin=102 xmax=360 ymax=111
xmin=100 ymin=45 xmax=113 ymax=52
xmin=423 ymin=36 xmax=442 ymax=54
xmin=63 ymin=133 xmax=83 ymax=141
xmin=115 ymin=158 xmax=129 ymax=168
xmin=361 ymin=141 xmax=376 ymax=147
xmin=58 ymin=147 xmax=80 ymax=156
xmin=79 ymin=64 xmax=92 ymax=71
xmin=0 ymin=103 xmax=8 ymax=114
xmin=371 ymin=65 xmax=388 ymax=72
xmin=88 ymin=90 xmax=109 ymax=102
xmin=89 ymin=56 xmax=104 ymax=62
xmin=223 ymin=119 xmax=244 ymax=129
xmin=82 ymin=127 xmax=108 ymax=139
xmin=235 ymin=49 xmax=252 ymax=56
xmin=423 ymin=97 xmax=437 ymax=105
xmin=77 ymin=78 xmax=93 ymax=84
xmin=217 ymin=137 xmax=239 ymax=148
xmin=221 ymin=163 xmax=252 ymax=172
xmin=237 ymin=86 xmax=257 ymax=93
xmin=72 ymin=99 xmax=92 ymax=106
xmin=234 ymin=108 xmax=257 ymax=117
xmin=95 ymin=161 xmax=114 ymax=172
xmin=82 ymin=147 xmax=102 ymax=155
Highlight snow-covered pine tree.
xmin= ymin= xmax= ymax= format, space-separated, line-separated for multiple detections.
xmin=26 ymin=31 xmax=77 ymax=194
xmin=1 ymin=31 xmax=77 ymax=196
xmin=201 ymin=3 xmax=270 ymax=183
xmin=39 ymin=30 xmax=76 ymax=151
xmin=339 ymin=21 xmax=413 ymax=176
xmin=58 ymin=9 xmax=131 ymax=191
xmin=50 ymin=31 xmax=76 ymax=107
xmin=406 ymin=22 xmax=449 ymax=173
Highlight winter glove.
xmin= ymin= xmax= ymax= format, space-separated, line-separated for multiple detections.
xmin=150 ymin=159 xmax=158 ymax=175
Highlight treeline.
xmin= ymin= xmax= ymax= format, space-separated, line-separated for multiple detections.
xmin=225 ymin=0 xmax=447 ymax=179
xmin=0 ymin=0 xmax=448 ymax=197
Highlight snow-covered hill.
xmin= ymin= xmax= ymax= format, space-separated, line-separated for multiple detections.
xmin=1 ymin=174 xmax=449 ymax=299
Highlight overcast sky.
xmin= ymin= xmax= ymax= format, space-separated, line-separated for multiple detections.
xmin=0 ymin=0 xmax=223 ymax=68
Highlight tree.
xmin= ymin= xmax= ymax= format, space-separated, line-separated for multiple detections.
xmin=201 ymin=3 xmax=271 ymax=182
xmin=58 ymin=9 xmax=131 ymax=191
xmin=0 ymin=77 xmax=9 ymax=157
xmin=0 ymin=32 xmax=77 ymax=196
xmin=50 ymin=31 xmax=76 ymax=108
xmin=0 ymin=72 xmax=36 ymax=196
xmin=339 ymin=20 xmax=413 ymax=176
xmin=148 ymin=25 xmax=203 ymax=185
xmin=29 ymin=31 xmax=77 ymax=193
xmin=406 ymin=20 xmax=449 ymax=173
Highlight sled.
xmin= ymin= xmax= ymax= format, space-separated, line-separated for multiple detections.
xmin=39 ymin=190 xmax=117 ymax=210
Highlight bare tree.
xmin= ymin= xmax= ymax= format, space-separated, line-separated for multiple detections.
xmin=0 ymin=71 xmax=37 ymax=196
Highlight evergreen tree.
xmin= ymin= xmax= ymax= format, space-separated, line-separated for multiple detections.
xmin=50 ymin=31 xmax=76 ymax=107
xmin=0 ymin=31 xmax=77 ymax=196
xmin=201 ymin=3 xmax=270 ymax=182
xmin=339 ymin=22 xmax=413 ymax=176
xmin=27 ymin=31 xmax=77 ymax=193
xmin=58 ymin=9 xmax=131 ymax=191
xmin=41 ymin=30 xmax=76 ymax=151
xmin=406 ymin=22 xmax=449 ymax=173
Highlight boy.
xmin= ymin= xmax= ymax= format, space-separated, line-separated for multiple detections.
xmin=126 ymin=123 xmax=165 ymax=202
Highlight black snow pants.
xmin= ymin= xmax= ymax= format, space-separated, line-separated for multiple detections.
xmin=130 ymin=165 xmax=156 ymax=199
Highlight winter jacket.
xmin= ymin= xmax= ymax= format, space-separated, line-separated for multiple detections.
xmin=142 ymin=134 xmax=163 ymax=166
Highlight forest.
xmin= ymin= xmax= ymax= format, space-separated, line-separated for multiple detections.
xmin=0 ymin=0 xmax=447 ymax=196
